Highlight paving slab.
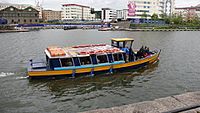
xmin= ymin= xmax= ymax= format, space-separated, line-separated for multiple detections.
xmin=173 ymin=92 xmax=200 ymax=106
xmin=81 ymin=92 xmax=200 ymax=113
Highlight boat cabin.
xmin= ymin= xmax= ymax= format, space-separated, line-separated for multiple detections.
xmin=111 ymin=38 xmax=135 ymax=61
xmin=45 ymin=44 xmax=127 ymax=71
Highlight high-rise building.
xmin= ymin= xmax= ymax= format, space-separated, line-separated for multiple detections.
xmin=126 ymin=0 xmax=164 ymax=19
xmin=163 ymin=0 xmax=175 ymax=16
xmin=101 ymin=8 xmax=117 ymax=22
xmin=42 ymin=10 xmax=61 ymax=21
xmin=61 ymin=4 xmax=95 ymax=21
xmin=116 ymin=0 xmax=175 ymax=21
xmin=0 ymin=3 xmax=43 ymax=19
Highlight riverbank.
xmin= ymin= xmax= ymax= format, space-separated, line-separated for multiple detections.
xmin=0 ymin=29 xmax=29 ymax=33
xmin=113 ymin=28 xmax=200 ymax=32
xmin=82 ymin=91 xmax=200 ymax=113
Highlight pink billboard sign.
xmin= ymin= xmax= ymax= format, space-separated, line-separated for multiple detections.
xmin=128 ymin=1 xmax=136 ymax=16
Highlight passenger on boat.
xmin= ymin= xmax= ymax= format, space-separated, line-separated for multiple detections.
xmin=136 ymin=46 xmax=152 ymax=59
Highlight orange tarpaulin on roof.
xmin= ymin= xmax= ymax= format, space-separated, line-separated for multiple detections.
xmin=47 ymin=47 xmax=66 ymax=57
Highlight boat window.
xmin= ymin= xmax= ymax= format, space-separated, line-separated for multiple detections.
xmin=112 ymin=41 xmax=117 ymax=47
xmin=73 ymin=57 xmax=81 ymax=66
xmin=107 ymin=54 xmax=114 ymax=63
xmin=80 ymin=56 xmax=91 ymax=65
xmin=97 ymin=55 xmax=108 ymax=63
xmin=91 ymin=55 xmax=98 ymax=64
xmin=113 ymin=53 xmax=124 ymax=61
xmin=60 ymin=58 xmax=73 ymax=67
xmin=50 ymin=59 xmax=61 ymax=69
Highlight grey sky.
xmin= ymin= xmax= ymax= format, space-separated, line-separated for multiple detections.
xmin=0 ymin=0 xmax=199 ymax=10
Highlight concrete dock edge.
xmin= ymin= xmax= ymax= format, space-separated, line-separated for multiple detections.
xmin=81 ymin=91 xmax=200 ymax=113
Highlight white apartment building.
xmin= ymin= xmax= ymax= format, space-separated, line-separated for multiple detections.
xmin=101 ymin=8 xmax=117 ymax=22
xmin=164 ymin=0 xmax=175 ymax=16
xmin=126 ymin=0 xmax=163 ymax=19
xmin=0 ymin=3 xmax=43 ymax=19
xmin=116 ymin=0 xmax=175 ymax=20
xmin=117 ymin=9 xmax=129 ymax=20
xmin=61 ymin=4 xmax=95 ymax=21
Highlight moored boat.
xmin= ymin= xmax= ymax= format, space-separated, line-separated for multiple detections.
xmin=27 ymin=38 xmax=161 ymax=78
xmin=98 ymin=27 xmax=111 ymax=31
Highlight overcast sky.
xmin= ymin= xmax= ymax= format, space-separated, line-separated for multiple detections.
xmin=0 ymin=0 xmax=199 ymax=10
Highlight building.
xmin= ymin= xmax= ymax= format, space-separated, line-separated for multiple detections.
xmin=0 ymin=6 xmax=39 ymax=24
xmin=42 ymin=10 xmax=61 ymax=21
xmin=163 ymin=0 xmax=175 ymax=16
xmin=126 ymin=0 xmax=164 ymax=20
xmin=0 ymin=3 xmax=43 ymax=19
xmin=93 ymin=11 xmax=102 ymax=20
xmin=116 ymin=0 xmax=175 ymax=21
xmin=175 ymin=5 xmax=200 ymax=21
xmin=101 ymin=8 xmax=117 ymax=22
xmin=117 ymin=9 xmax=129 ymax=20
xmin=61 ymin=4 xmax=95 ymax=21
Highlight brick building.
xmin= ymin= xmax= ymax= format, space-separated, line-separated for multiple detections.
xmin=42 ymin=10 xmax=61 ymax=21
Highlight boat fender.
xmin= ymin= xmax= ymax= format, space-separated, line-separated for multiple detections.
xmin=109 ymin=65 xmax=113 ymax=74
xmin=90 ymin=68 xmax=95 ymax=77
xmin=72 ymin=69 xmax=76 ymax=78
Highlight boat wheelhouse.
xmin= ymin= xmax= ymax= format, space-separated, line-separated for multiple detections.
xmin=28 ymin=38 xmax=161 ymax=78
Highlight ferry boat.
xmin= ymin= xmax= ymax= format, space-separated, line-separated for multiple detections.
xmin=27 ymin=38 xmax=161 ymax=78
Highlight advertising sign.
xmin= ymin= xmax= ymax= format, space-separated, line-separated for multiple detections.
xmin=128 ymin=1 xmax=136 ymax=16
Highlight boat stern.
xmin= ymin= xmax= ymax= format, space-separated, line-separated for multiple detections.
xmin=27 ymin=59 xmax=48 ymax=77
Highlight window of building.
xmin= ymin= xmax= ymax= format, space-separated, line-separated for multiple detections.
xmin=60 ymin=58 xmax=73 ymax=67
xmin=97 ymin=55 xmax=108 ymax=63
xmin=79 ymin=56 xmax=92 ymax=65
xmin=10 ymin=8 xmax=14 ymax=11
xmin=18 ymin=19 xmax=20 ymax=22
xmin=24 ymin=19 xmax=26 ymax=22
xmin=113 ymin=53 xmax=124 ymax=61
xmin=30 ymin=19 xmax=32 ymax=23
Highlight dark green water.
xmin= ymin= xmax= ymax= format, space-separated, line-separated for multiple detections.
xmin=0 ymin=29 xmax=200 ymax=113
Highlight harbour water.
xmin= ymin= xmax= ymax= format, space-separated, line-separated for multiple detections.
xmin=0 ymin=29 xmax=200 ymax=113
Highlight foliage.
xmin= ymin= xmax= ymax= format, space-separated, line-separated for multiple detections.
xmin=141 ymin=12 xmax=148 ymax=20
xmin=151 ymin=13 xmax=159 ymax=20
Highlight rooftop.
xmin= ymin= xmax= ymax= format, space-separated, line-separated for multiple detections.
xmin=112 ymin=38 xmax=134 ymax=42
xmin=62 ymin=4 xmax=90 ymax=8
xmin=45 ymin=44 xmax=123 ymax=58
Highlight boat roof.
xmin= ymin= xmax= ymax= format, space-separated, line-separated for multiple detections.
xmin=111 ymin=38 xmax=134 ymax=42
xmin=45 ymin=44 xmax=124 ymax=58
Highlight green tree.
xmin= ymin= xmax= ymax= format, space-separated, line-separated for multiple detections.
xmin=171 ymin=15 xmax=183 ymax=25
xmin=141 ymin=12 xmax=148 ymax=20
xmin=151 ymin=13 xmax=159 ymax=20
xmin=190 ymin=16 xmax=200 ymax=25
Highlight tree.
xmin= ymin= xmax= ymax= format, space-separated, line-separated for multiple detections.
xmin=151 ymin=13 xmax=159 ymax=20
xmin=171 ymin=15 xmax=183 ymax=25
xmin=141 ymin=12 xmax=148 ymax=20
